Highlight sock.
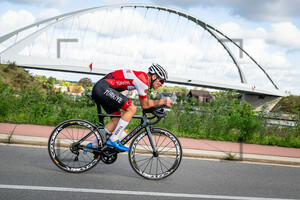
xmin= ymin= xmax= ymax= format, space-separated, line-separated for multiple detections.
xmin=91 ymin=128 xmax=111 ymax=148
xmin=110 ymin=119 xmax=129 ymax=142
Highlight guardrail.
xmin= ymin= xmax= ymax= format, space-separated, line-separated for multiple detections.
xmin=262 ymin=113 xmax=298 ymax=128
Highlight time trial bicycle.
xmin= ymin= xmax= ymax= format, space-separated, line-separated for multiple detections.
xmin=48 ymin=94 xmax=182 ymax=180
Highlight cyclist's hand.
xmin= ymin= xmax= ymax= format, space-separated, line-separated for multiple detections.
xmin=164 ymin=100 xmax=174 ymax=108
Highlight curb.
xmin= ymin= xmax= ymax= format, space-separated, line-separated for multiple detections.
xmin=1 ymin=134 xmax=300 ymax=167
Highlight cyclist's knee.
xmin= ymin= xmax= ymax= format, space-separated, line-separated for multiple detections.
xmin=127 ymin=104 xmax=137 ymax=114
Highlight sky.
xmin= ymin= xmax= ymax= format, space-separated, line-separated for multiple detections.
xmin=0 ymin=0 xmax=299 ymax=95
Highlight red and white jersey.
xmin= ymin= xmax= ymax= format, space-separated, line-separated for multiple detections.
xmin=104 ymin=69 xmax=148 ymax=99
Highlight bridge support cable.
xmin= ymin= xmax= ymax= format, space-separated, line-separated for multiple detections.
xmin=128 ymin=7 xmax=147 ymax=66
xmin=171 ymin=16 xmax=190 ymax=68
xmin=204 ymin=28 xmax=247 ymax=84
xmin=159 ymin=12 xmax=171 ymax=65
xmin=169 ymin=14 xmax=181 ymax=65
xmin=115 ymin=8 xmax=136 ymax=67
xmin=142 ymin=8 xmax=161 ymax=65
xmin=91 ymin=9 xmax=108 ymax=64
xmin=103 ymin=8 xmax=122 ymax=65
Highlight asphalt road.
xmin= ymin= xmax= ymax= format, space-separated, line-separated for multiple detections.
xmin=0 ymin=144 xmax=299 ymax=200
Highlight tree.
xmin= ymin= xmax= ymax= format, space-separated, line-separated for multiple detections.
xmin=62 ymin=81 xmax=70 ymax=87
xmin=78 ymin=77 xmax=93 ymax=88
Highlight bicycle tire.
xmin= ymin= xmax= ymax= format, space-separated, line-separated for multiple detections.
xmin=48 ymin=119 xmax=103 ymax=173
xmin=129 ymin=128 xmax=182 ymax=180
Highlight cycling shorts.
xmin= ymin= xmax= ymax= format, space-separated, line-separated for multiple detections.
xmin=92 ymin=79 xmax=132 ymax=115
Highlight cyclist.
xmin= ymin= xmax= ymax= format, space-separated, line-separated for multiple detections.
xmin=88 ymin=63 xmax=174 ymax=151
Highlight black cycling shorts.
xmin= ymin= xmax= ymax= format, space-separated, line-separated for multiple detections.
xmin=92 ymin=79 xmax=132 ymax=114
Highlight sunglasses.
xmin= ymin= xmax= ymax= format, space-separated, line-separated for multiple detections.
xmin=159 ymin=79 xmax=165 ymax=84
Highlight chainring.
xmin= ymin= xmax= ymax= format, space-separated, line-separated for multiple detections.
xmin=101 ymin=146 xmax=118 ymax=164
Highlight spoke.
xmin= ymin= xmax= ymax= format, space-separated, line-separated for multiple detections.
xmin=80 ymin=153 xmax=88 ymax=166
xmin=138 ymin=156 xmax=153 ymax=168
xmin=56 ymin=137 xmax=73 ymax=144
xmin=157 ymin=139 xmax=173 ymax=152
xmin=84 ymin=152 xmax=94 ymax=163
xmin=64 ymin=152 xmax=74 ymax=166
xmin=73 ymin=155 xmax=77 ymax=168
xmin=157 ymin=157 xmax=169 ymax=171
xmin=66 ymin=127 xmax=74 ymax=143
xmin=59 ymin=150 xmax=72 ymax=162
xmin=156 ymin=157 xmax=159 ymax=175
xmin=155 ymin=133 xmax=161 ymax=147
xmin=140 ymin=157 xmax=153 ymax=172
xmin=157 ymin=136 xmax=168 ymax=150
xmin=158 ymin=145 xmax=175 ymax=155
xmin=140 ymin=137 xmax=152 ymax=152
xmin=135 ymin=157 xmax=153 ymax=163
xmin=148 ymin=156 xmax=154 ymax=174
xmin=55 ymin=148 xmax=70 ymax=157
xmin=58 ymin=131 xmax=74 ymax=143
xmin=157 ymin=157 xmax=164 ymax=173
xmin=157 ymin=156 xmax=174 ymax=166
xmin=79 ymin=128 xmax=85 ymax=142
xmin=140 ymin=156 xmax=153 ymax=173
xmin=63 ymin=128 xmax=76 ymax=142
xmin=137 ymin=143 xmax=152 ymax=153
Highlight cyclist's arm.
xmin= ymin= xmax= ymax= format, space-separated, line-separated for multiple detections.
xmin=139 ymin=98 xmax=173 ymax=109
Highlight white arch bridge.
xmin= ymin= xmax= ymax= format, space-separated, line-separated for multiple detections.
xmin=0 ymin=4 xmax=285 ymax=109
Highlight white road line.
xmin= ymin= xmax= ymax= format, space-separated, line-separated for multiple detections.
xmin=0 ymin=184 xmax=297 ymax=200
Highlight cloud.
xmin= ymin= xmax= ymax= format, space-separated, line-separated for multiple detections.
xmin=154 ymin=0 xmax=300 ymax=22
xmin=221 ymin=0 xmax=300 ymax=22
xmin=151 ymin=0 xmax=201 ymax=9
xmin=245 ymin=39 xmax=293 ymax=69
xmin=1 ymin=0 xmax=69 ymax=6
xmin=218 ymin=22 xmax=295 ymax=68
xmin=216 ymin=21 xmax=299 ymax=93
xmin=0 ymin=9 xmax=35 ymax=36
xmin=267 ymin=22 xmax=300 ymax=52
xmin=219 ymin=21 xmax=300 ymax=53
xmin=218 ymin=21 xmax=267 ymax=39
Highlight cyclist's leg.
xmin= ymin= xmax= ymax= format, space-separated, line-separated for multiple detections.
xmin=92 ymin=80 xmax=135 ymax=151
xmin=109 ymin=103 xmax=136 ymax=142
xmin=105 ymin=114 xmax=121 ymax=133
xmin=105 ymin=102 xmax=137 ymax=132
xmin=92 ymin=79 xmax=122 ymax=131
xmin=121 ymin=103 xmax=137 ymax=121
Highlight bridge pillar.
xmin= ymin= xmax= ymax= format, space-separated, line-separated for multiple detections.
xmin=241 ymin=94 xmax=282 ymax=112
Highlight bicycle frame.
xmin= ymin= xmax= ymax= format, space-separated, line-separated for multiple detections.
xmin=77 ymin=113 xmax=158 ymax=155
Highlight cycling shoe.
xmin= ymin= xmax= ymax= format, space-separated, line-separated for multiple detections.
xmin=85 ymin=143 xmax=100 ymax=159
xmin=87 ymin=142 xmax=98 ymax=150
xmin=106 ymin=139 xmax=130 ymax=152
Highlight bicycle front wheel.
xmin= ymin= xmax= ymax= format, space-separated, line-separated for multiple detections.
xmin=48 ymin=119 xmax=103 ymax=173
xmin=129 ymin=128 xmax=182 ymax=180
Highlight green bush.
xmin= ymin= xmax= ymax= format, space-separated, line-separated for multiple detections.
xmin=0 ymin=65 xmax=299 ymax=148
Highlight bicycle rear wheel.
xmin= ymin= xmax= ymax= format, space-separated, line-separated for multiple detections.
xmin=129 ymin=128 xmax=182 ymax=180
xmin=48 ymin=119 xmax=103 ymax=173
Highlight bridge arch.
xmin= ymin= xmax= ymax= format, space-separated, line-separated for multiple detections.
xmin=0 ymin=4 xmax=283 ymax=96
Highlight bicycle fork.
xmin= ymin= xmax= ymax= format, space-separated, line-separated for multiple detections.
xmin=145 ymin=126 xmax=158 ymax=157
